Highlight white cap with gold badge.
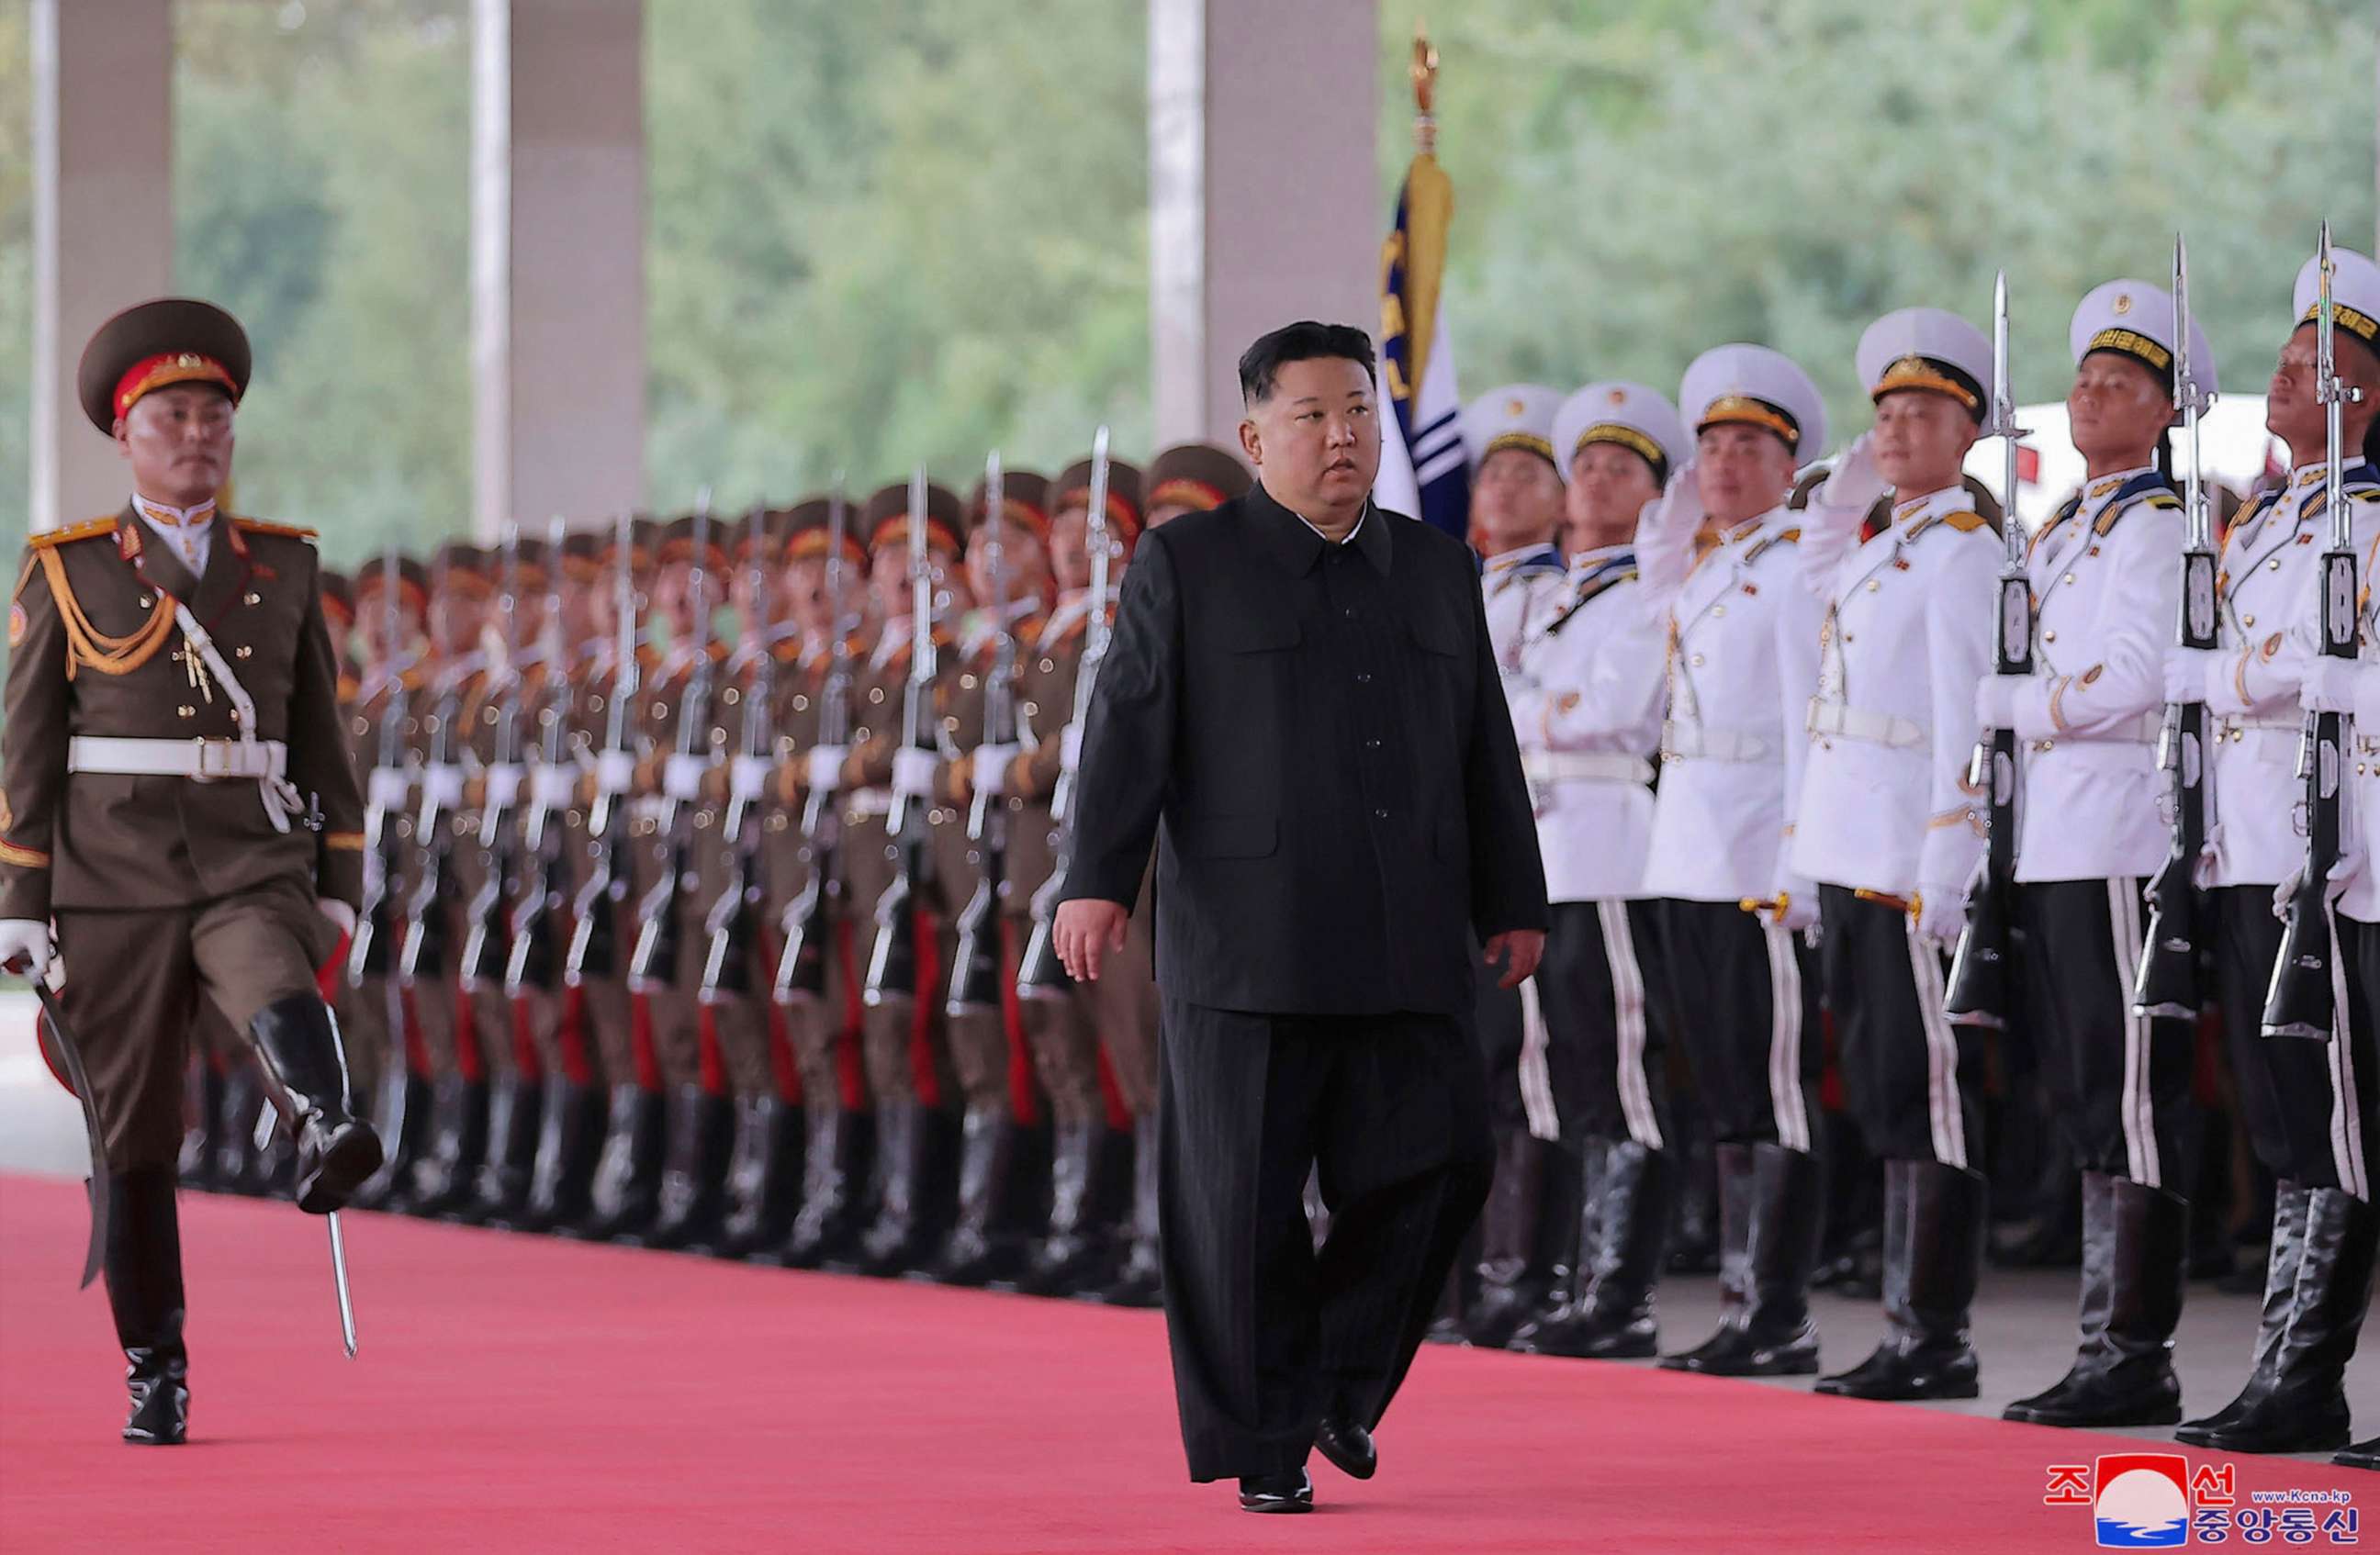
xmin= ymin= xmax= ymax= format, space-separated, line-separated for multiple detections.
xmin=1552 ymin=381 xmax=1687 ymax=487
xmin=1678 ymin=344 xmax=1829 ymax=463
xmin=1461 ymin=385 xmax=1566 ymax=470
xmin=2293 ymin=244 xmax=2380 ymax=355
xmin=1856 ymin=307 xmax=1993 ymax=423
xmin=2069 ymin=278 xmax=2218 ymax=397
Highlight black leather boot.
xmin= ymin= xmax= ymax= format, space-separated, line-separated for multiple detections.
xmin=105 ymin=1166 xmax=188 ymax=1446
xmin=1462 ymin=1130 xmax=1550 ymax=1348
xmin=2181 ymin=1187 xmax=2372 ymax=1454
xmin=926 ymin=1105 xmax=1027 ymax=1287
xmin=714 ymin=1095 xmax=806 ymax=1259
xmin=350 ymin=1065 xmax=430 ymax=1213
xmin=1095 ymin=1115 xmax=1163 ymax=1308
xmin=214 ymin=1063 xmax=267 ymax=1195
xmin=1817 ymin=1159 xmax=1984 ymax=1400
xmin=406 ymin=1075 xmax=489 ymax=1218
xmin=644 ymin=1086 xmax=737 ymax=1252
xmin=2004 ymin=1172 xmax=2186 ymax=1427
xmin=856 ymin=1102 xmax=938 ymax=1276
xmin=1016 ymin=1121 xmax=1115 ymax=1295
xmin=576 ymin=1084 xmax=666 ymax=1241
xmin=243 ymin=994 xmax=384 ymax=1214
xmin=2176 ymin=1180 xmax=2309 ymax=1440
xmin=518 ymin=1079 xmax=607 ymax=1233
xmin=459 ymin=1074 xmax=544 ymax=1227
xmin=177 ymin=1057 xmax=224 ymax=1191
xmin=1513 ymin=1138 xmax=1673 ymax=1359
xmin=784 ymin=1106 xmax=872 ymax=1269
xmin=2337 ymin=1438 xmax=2380 ymax=1471
xmin=1663 ymin=1141 xmax=1821 ymax=1375
xmin=1659 ymin=1140 xmax=1757 ymax=1370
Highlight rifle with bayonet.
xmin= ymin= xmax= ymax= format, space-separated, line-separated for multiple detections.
xmin=460 ymin=525 xmax=527 ymax=991
xmin=2264 ymin=220 xmax=2366 ymax=1041
xmin=864 ymin=470 xmax=939 ymax=1008
xmin=630 ymin=493 xmax=719 ymax=990
xmin=2134 ymin=236 xmax=2218 ymax=1019
xmin=350 ymin=542 xmax=412 ymax=983
xmin=949 ymin=453 xmax=1016 ymax=1016
xmin=773 ymin=488 xmax=854 ymax=1004
xmin=566 ymin=510 xmax=644 ymax=987
xmin=1944 ymin=275 xmax=2027 ymax=1027
xmin=703 ymin=505 xmax=785 ymax=1001
xmin=1018 ymin=427 xmax=1114 ymax=999
xmin=399 ymin=551 xmax=467 ymax=988
xmin=508 ymin=517 xmax=575 ymax=997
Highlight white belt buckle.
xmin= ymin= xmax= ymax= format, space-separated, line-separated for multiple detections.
xmin=193 ymin=738 xmax=232 ymax=781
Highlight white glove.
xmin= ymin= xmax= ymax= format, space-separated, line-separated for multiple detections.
xmin=366 ymin=766 xmax=411 ymax=811
xmin=663 ymin=753 xmax=712 ymax=801
xmin=1060 ymin=723 xmax=1085 ymax=776
xmin=972 ymin=744 xmax=1019 ymax=799
xmin=1757 ymin=886 xmax=1817 ymax=933
xmin=1645 ymin=463 xmax=1705 ymax=536
xmin=0 ymin=919 xmax=53 ymax=981
xmin=1815 ymin=432 xmax=1889 ymax=516
xmin=529 ymin=761 xmax=578 ymax=810
xmin=891 ymin=746 xmax=939 ymax=800
xmin=2164 ymin=646 xmax=2225 ymax=707
xmin=2271 ymin=860 xmax=2352 ymax=921
xmin=1915 ymin=881 xmax=1965 ymax=946
xmin=316 ymin=899 xmax=357 ymax=939
xmin=483 ymin=763 xmax=524 ymax=811
xmin=2300 ymin=655 xmax=2359 ymax=715
xmin=805 ymin=744 xmax=848 ymax=793
xmin=730 ymin=755 xmax=772 ymax=803
xmin=423 ymin=763 xmax=466 ymax=811
xmin=595 ymin=748 xmax=635 ymax=796
xmin=1973 ymin=674 xmax=2025 ymax=733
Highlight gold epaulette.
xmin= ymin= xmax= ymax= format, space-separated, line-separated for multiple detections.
xmin=1938 ymin=510 xmax=1990 ymax=534
xmin=230 ymin=518 xmax=320 ymax=543
xmin=1741 ymin=527 xmax=1802 ymax=565
xmin=28 ymin=517 xmax=119 ymax=550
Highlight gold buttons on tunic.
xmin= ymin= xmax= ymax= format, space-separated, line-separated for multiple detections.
xmin=2043 ymin=631 xmax=2057 ymax=643
xmin=1690 ymin=654 xmax=1705 ymax=666
xmin=869 ymin=688 xmax=885 ymax=704
xmin=2243 ymin=615 xmax=2256 ymax=628
xmin=235 ymin=644 xmax=253 ymax=659
xmin=138 ymin=595 xmax=153 ymax=610
xmin=1021 ymin=700 xmax=1038 ymax=718
xmin=1866 ymin=579 xmax=1881 ymax=592
xmin=960 ymin=674 xmax=978 ymax=690
xmin=244 ymin=592 xmax=262 ymax=606
xmin=723 ymin=688 xmax=740 ymax=706
xmin=942 ymin=716 xmax=959 ymax=731
xmin=177 ymin=705 xmax=195 ymax=719
xmin=652 ymin=701 xmax=668 ymax=719
xmin=2269 ymin=558 xmax=2282 ymax=571
xmin=1712 ymin=604 xmax=1725 ymax=617
xmin=2063 ymin=573 xmax=2076 ymax=586
xmin=792 ymin=696 xmax=810 ymax=712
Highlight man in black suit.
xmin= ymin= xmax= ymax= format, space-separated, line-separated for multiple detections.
xmin=1054 ymin=321 xmax=1548 ymax=1513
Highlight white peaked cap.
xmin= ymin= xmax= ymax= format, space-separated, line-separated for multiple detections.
xmin=2294 ymin=245 xmax=2380 ymax=357
xmin=1461 ymin=384 xmax=1566 ymax=467
xmin=1551 ymin=381 xmax=1687 ymax=484
xmin=1678 ymin=344 xmax=1828 ymax=460
xmin=2069 ymin=278 xmax=2219 ymax=399
xmin=1856 ymin=307 xmax=1993 ymax=421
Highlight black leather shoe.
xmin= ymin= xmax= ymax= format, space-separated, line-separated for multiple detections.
xmin=106 ymin=1167 xmax=189 ymax=1446
xmin=1238 ymin=1470 xmax=1313 ymax=1513
xmin=2336 ymin=1438 xmax=2380 ymax=1471
xmin=1314 ymin=1415 xmax=1376 ymax=1480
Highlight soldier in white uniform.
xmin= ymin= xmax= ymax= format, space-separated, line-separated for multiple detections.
xmin=1502 ymin=381 xmax=1685 ymax=1360
xmin=1634 ymin=345 xmax=1831 ymax=1378
xmin=1453 ymin=384 xmax=1588 ymax=1347
xmin=2185 ymin=247 xmax=2380 ymax=1460
xmin=1968 ymin=281 xmax=2206 ymax=1427
xmin=1780 ymin=308 xmax=1996 ymax=1401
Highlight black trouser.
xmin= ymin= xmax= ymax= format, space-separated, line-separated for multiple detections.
xmin=2212 ymin=883 xmax=2332 ymax=1185
xmin=1158 ymin=999 xmax=1493 ymax=1482
xmin=2300 ymin=915 xmax=2380 ymax=1200
xmin=1656 ymin=900 xmax=1820 ymax=1150
xmin=1474 ymin=965 xmax=1528 ymax=1135
xmin=2015 ymin=878 xmax=2194 ymax=1188
xmin=1818 ymin=887 xmax=1985 ymax=1168
xmin=1537 ymin=900 xmax=1669 ymax=1149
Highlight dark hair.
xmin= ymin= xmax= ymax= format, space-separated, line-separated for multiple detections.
xmin=1238 ymin=321 xmax=1376 ymax=406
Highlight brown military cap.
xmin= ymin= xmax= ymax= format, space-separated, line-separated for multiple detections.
xmin=863 ymin=481 xmax=964 ymax=554
xmin=1052 ymin=457 xmax=1146 ymax=541
xmin=783 ymin=495 xmax=869 ymax=566
xmin=77 ymin=297 xmax=252 ymax=433
xmin=354 ymin=554 xmax=432 ymax=610
xmin=432 ymin=541 xmax=494 ymax=599
xmin=969 ymin=470 xmax=1053 ymax=542
xmin=558 ymin=529 xmax=604 ymax=584
xmin=656 ymin=512 xmax=733 ymax=573
xmin=319 ymin=569 xmax=355 ymax=632
xmin=1146 ymin=443 xmax=1252 ymax=516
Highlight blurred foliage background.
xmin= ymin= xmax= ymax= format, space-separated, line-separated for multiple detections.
xmin=0 ymin=0 xmax=2371 ymax=574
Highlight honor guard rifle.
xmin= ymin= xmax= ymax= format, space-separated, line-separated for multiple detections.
xmin=566 ymin=509 xmax=644 ymax=987
xmin=350 ymin=541 xmax=411 ymax=983
xmin=703 ymin=504 xmax=785 ymax=1001
xmin=2265 ymin=221 xmax=2365 ymax=1040
xmin=2134 ymin=237 xmax=2219 ymax=1018
xmin=864 ymin=470 xmax=939 ymax=1008
xmin=399 ymin=549 xmax=467 ymax=987
xmin=507 ymin=518 xmax=574 ymax=997
xmin=773 ymin=487 xmax=854 ymax=1004
xmin=630 ymin=492 xmax=719 ymax=990
xmin=1018 ymin=427 xmax=1114 ymax=999
xmin=1945 ymin=274 xmax=2028 ymax=1026
xmin=460 ymin=525 xmax=526 ymax=990
xmin=949 ymin=453 xmax=1016 ymax=1016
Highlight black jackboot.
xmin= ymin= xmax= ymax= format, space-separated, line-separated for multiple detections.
xmin=2180 ymin=1187 xmax=2373 ymax=1454
xmin=2337 ymin=1438 xmax=2380 ymax=1471
xmin=105 ymin=1166 xmax=188 ymax=1446
xmin=714 ymin=1095 xmax=806 ymax=1259
xmin=926 ymin=1105 xmax=1027 ymax=1287
xmin=1096 ymin=1115 xmax=1163 ymax=1308
xmin=2177 ymin=1180 xmax=2311 ymax=1440
xmin=783 ymin=1107 xmax=873 ymax=1269
xmin=350 ymin=1065 xmax=431 ymax=1213
xmin=857 ymin=1102 xmax=961 ymax=1277
xmin=1463 ymin=1130 xmax=1552 ymax=1348
xmin=1512 ymin=1138 xmax=1673 ymax=1359
xmin=1662 ymin=1141 xmax=1821 ymax=1376
xmin=1016 ymin=1121 xmax=1114 ymax=1295
xmin=244 ymin=995 xmax=384 ymax=1214
xmin=1817 ymin=1159 xmax=1985 ymax=1400
xmin=213 ymin=1064 xmax=267 ymax=1195
xmin=460 ymin=1074 xmax=544 ymax=1227
xmin=577 ymin=1084 xmax=666 ymax=1241
xmin=518 ymin=1079 xmax=607 ymax=1233
xmin=644 ymin=1086 xmax=737 ymax=1252
xmin=177 ymin=1057 xmax=224 ymax=1191
xmin=2004 ymin=1172 xmax=2187 ymax=1427
xmin=406 ymin=1075 xmax=489 ymax=1218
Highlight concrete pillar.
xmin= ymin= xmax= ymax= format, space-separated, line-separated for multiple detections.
xmin=29 ymin=0 xmax=174 ymax=533
xmin=1149 ymin=0 xmax=1380 ymax=447
xmin=472 ymin=0 xmax=645 ymax=534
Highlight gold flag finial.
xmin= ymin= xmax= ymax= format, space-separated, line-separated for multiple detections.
xmin=1410 ymin=21 xmax=1439 ymax=154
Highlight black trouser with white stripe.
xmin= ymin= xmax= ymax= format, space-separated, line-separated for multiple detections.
xmin=2015 ymin=878 xmax=2193 ymax=1187
xmin=1533 ymin=900 xmax=1669 ymax=1150
xmin=1656 ymin=900 xmax=1819 ymax=1151
xmin=1819 ymin=887 xmax=1983 ymax=1169
xmin=2290 ymin=912 xmax=2380 ymax=1202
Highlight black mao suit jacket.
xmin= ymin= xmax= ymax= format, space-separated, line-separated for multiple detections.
xmin=1060 ymin=481 xmax=1548 ymax=1016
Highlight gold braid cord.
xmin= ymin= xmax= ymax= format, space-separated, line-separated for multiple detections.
xmin=37 ymin=547 xmax=175 ymax=681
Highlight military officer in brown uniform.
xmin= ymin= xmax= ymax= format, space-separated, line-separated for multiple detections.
xmin=1011 ymin=454 xmax=1146 ymax=1297
xmin=0 ymin=297 xmax=378 ymax=1445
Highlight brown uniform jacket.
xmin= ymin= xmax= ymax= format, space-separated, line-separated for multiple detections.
xmin=2 ymin=508 xmax=366 ymax=918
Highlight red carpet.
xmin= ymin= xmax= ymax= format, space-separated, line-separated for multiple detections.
xmin=0 ymin=1173 xmax=2364 ymax=1552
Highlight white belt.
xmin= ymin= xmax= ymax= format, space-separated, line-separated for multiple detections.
xmin=1661 ymin=721 xmax=1769 ymax=763
xmin=1806 ymin=699 xmax=1924 ymax=750
xmin=845 ymin=787 xmax=895 ymax=818
xmin=2030 ymin=711 xmax=2163 ymax=749
xmin=68 ymin=735 xmax=287 ymax=781
xmin=2217 ymin=713 xmax=2301 ymax=735
xmin=1522 ymin=750 xmax=1654 ymax=786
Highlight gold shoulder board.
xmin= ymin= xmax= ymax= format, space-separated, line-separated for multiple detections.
xmin=28 ymin=516 xmax=120 ymax=550
xmin=231 ymin=518 xmax=320 ymax=543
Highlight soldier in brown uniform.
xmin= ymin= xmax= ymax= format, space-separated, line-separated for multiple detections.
xmin=925 ymin=468 xmax=1056 ymax=1286
xmin=1012 ymin=453 xmax=1145 ymax=1297
xmin=842 ymin=480 xmax=970 ymax=1275
xmin=0 ymin=298 xmax=377 ymax=1444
